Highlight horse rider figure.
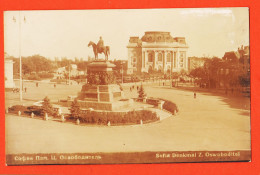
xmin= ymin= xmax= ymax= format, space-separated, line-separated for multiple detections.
xmin=97 ymin=36 xmax=104 ymax=53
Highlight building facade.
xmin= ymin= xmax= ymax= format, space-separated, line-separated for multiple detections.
xmin=5 ymin=59 xmax=15 ymax=89
xmin=127 ymin=31 xmax=189 ymax=74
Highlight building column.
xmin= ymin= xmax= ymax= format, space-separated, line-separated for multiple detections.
xmin=163 ymin=51 xmax=166 ymax=73
xmin=154 ymin=51 xmax=158 ymax=70
xmin=144 ymin=51 xmax=149 ymax=72
xmin=171 ymin=51 xmax=173 ymax=73
xmin=185 ymin=52 xmax=188 ymax=70
xmin=173 ymin=51 xmax=176 ymax=69
xmin=142 ymin=51 xmax=145 ymax=69
xmin=176 ymin=50 xmax=179 ymax=70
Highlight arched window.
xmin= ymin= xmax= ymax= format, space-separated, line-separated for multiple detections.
xmin=167 ymin=53 xmax=171 ymax=62
xmin=158 ymin=53 xmax=162 ymax=62
xmin=148 ymin=52 xmax=153 ymax=62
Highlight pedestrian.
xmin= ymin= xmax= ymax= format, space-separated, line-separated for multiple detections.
xmin=54 ymin=84 xmax=56 ymax=88
xmin=24 ymin=87 xmax=27 ymax=93
xmin=36 ymin=82 xmax=38 ymax=87
xmin=163 ymin=82 xmax=165 ymax=86
xmin=137 ymin=86 xmax=139 ymax=90
xmin=194 ymin=92 xmax=196 ymax=99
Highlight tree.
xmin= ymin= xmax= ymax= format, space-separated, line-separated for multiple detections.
xmin=41 ymin=96 xmax=55 ymax=116
xmin=70 ymin=99 xmax=81 ymax=119
xmin=138 ymin=84 xmax=146 ymax=99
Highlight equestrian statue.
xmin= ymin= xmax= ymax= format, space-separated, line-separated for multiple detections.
xmin=88 ymin=36 xmax=110 ymax=60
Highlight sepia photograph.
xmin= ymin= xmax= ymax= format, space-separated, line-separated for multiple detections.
xmin=4 ymin=8 xmax=250 ymax=165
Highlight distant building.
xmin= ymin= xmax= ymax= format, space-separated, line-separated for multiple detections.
xmin=188 ymin=57 xmax=208 ymax=71
xmin=5 ymin=59 xmax=15 ymax=89
xmin=55 ymin=64 xmax=84 ymax=79
xmin=127 ymin=31 xmax=189 ymax=74
xmin=218 ymin=45 xmax=250 ymax=89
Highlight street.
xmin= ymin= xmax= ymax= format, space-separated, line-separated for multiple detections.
xmin=5 ymin=81 xmax=250 ymax=154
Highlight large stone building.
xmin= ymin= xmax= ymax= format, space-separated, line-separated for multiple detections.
xmin=127 ymin=31 xmax=189 ymax=74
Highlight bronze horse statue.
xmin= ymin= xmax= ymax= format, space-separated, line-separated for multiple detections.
xmin=88 ymin=41 xmax=110 ymax=60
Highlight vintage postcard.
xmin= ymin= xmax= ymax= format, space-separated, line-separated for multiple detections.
xmin=4 ymin=8 xmax=250 ymax=165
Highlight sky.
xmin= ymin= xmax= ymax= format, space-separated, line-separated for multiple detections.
xmin=4 ymin=8 xmax=249 ymax=60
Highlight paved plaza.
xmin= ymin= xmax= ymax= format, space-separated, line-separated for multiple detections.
xmin=5 ymin=80 xmax=250 ymax=154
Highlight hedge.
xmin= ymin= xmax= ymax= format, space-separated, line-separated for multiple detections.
xmin=69 ymin=110 xmax=159 ymax=125
xmin=158 ymin=98 xmax=178 ymax=114
xmin=8 ymin=105 xmax=28 ymax=115
xmin=8 ymin=105 xmax=58 ymax=117
xmin=146 ymin=98 xmax=178 ymax=114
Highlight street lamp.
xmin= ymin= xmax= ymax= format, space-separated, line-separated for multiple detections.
xmin=13 ymin=11 xmax=26 ymax=101
xmin=121 ymin=63 xmax=123 ymax=84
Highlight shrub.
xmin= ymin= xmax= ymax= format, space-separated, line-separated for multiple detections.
xmin=146 ymin=98 xmax=160 ymax=106
xmin=41 ymin=96 xmax=56 ymax=116
xmin=70 ymin=99 xmax=81 ymax=119
xmin=138 ymin=84 xmax=146 ymax=99
xmin=26 ymin=106 xmax=42 ymax=116
xmin=77 ymin=110 xmax=159 ymax=125
xmin=8 ymin=105 xmax=28 ymax=115
xmin=158 ymin=98 xmax=178 ymax=114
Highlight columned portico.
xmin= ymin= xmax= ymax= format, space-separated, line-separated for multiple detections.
xmin=127 ymin=31 xmax=189 ymax=74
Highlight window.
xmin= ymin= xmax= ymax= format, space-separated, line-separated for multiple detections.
xmin=167 ymin=65 xmax=171 ymax=73
xmin=148 ymin=53 xmax=153 ymax=62
xmin=167 ymin=53 xmax=171 ymax=62
xmin=179 ymin=52 xmax=185 ymax=67
xmin=158 ymin=53 xmax=162 ymax=62
xmin=174 ymin=52 xmax=176 ymax=68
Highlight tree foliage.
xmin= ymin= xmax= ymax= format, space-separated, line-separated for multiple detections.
xmin=70 ymin=99 xmax=81 ymax=119
xmin=41 ymin=96 xmax=55 ymax=116
xmin=10 ymin=55 xmax=55 ymax=74
xmin=138 ymin=84 xmax=146 ymax=99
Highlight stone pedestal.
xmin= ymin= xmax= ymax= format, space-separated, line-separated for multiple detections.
xmin=74 ymin=60 xmax=132 ymax=111
xmin=79 ymin=84 xmax=124 ymax=102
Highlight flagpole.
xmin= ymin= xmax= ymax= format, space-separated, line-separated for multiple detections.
xmin=19 ymin=11 xmax=22 ymax=101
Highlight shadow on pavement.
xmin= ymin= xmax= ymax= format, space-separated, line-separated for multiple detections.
xmin=152 ymin=85 xmax=250 ymax=113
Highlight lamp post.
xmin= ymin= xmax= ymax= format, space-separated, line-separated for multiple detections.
xmin=19 ymin=12 xmax=22 ymax=101
xmin=121 ymin=63 xmax=123 ymax=84
xmin=13 ymin=11 xmax=25 ymax=101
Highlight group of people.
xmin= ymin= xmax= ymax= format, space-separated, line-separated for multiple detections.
xmin=130 ymin=85 xmax=139 ymax=92
xmin=12 ymin=87 xmax=27 ymax=93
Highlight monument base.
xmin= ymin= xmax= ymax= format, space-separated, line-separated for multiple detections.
xmin=67 ymin=98 xmax=133 ymax=111
xmin=78 ymin=84 xmax=124 ymax=102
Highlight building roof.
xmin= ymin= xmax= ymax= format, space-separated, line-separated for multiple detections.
xmin=222 ymin=51 xmax=240 ymax=61
xmin=141 ymin=31 xmax=175 ymax=43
